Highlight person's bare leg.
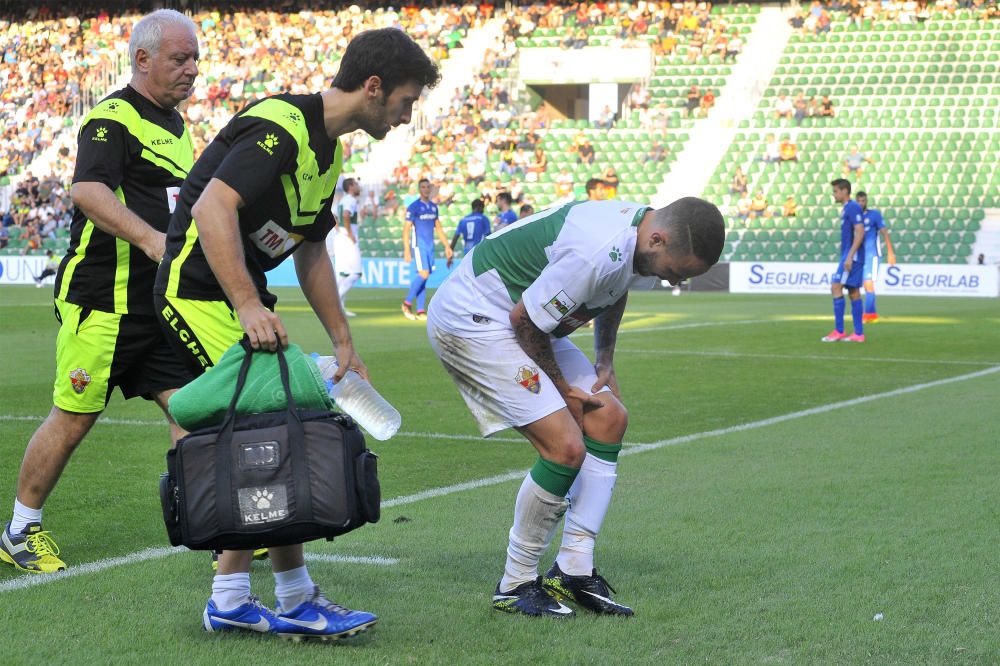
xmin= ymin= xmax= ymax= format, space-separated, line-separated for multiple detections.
xmin=15 ymin=406 xmax=100 ymax=509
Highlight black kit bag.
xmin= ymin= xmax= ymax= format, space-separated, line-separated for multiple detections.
xmin=159 ymin=341 xmax=380 ymax=551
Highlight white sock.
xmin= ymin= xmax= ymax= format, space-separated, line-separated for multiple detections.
xmin=499 ymin=474 xmax=568 ymax=593
xmin=274 ymin=565 xmax=315 ymax=611
xmin=211 ymin=572 xmax=251 ymax=611
xmin=556 ymin=453 xmax=618 ymax=576
xmin=337 ymin=272 xmax=360 ymax=300
xmin=10 ymin=498 xmax=43 ymax=535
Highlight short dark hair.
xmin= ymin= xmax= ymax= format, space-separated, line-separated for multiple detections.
xmin=342 ymin=177 xmax=357 ymax=192
xmin=855 ymin=190 xmax=867 ymax=199
xmin=519 ymin=204 xmax=535 ymax=217
xmin=658 ymin=196 xmax=725 ymax=266
xmin=585 ymin=178 xmax=605 ymax=193
xmin=332 ymin=28 xmax=441 ymax=97
xmin=831 ymin=178 xmax=851 ymax=194
xmin=471 ymin=198 xmax=484 ymax=213
xmin=418 ymin=178 xmax=431 ymax=186
xmin=497 ymin=192 xmax=512 ymax=206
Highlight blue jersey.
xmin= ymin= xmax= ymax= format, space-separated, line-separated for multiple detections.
xmin=863 ymin=208 xmax=885 ymax=257
xmin=840 ymin=200 xmax=865 ymax=261
xmin=454 ymin=212 xmax=491 ymax=252
xmin=494 ymin=208 xmax=517 ymax=229
xmin=406 ymin=199 xmax=439 ymax=249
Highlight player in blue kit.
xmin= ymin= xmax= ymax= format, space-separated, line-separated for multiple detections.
xmin=493 ymin=192 xmax=518 ymax=231
xmin=448 ymin=198 xmax=491 ymax=268
xmin=402 ymin=178 xmax=452 ymax=320
xmin=856 ymin=191 xmax=896 ymax=324
xmin=822 ymin=179 xmax=866 ymax=343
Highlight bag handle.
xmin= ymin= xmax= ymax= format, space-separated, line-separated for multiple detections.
xmin=213 ymin=338 xmax=312 ymax=533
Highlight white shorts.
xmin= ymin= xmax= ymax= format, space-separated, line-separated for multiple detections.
xmin=427 ymin=317 xmax=607 ymax=437
xmin=333 ymin=231 xmax=362 ymax=275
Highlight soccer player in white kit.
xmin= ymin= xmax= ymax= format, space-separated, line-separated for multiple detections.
xmin=427 ymin=197 xmax=724 ymax=617
xmin=330 ymin=177 xmax=363 ymax=316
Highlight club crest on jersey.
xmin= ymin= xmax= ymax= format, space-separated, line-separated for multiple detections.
xmin=515 ymin=366 xmax=541 ymax=394
xmin=250 ymin=220 xmax=303 ymax=258
xmin=542 ymin=290 xmax=577 ymax=322
xmin=69 ymin=368 xmax=91 ymax=394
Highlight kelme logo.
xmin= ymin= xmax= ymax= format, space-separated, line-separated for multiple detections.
xmin=106 ymin=102 xmax=118 ymax=111
xmin=93 ymin=127 xmax=108 ymax=142
xmin=609 ymin=246 xmax=622 ymax=262
xmin=257 ymin=133 xmax=279 ymax=155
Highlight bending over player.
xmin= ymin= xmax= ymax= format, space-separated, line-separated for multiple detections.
xmin=427 ymin=197 xmax=724 ymax=617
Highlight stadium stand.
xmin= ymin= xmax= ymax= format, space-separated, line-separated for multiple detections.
xmin=704 ymin=4 xmax=999 ymax=265
xmin=2 ymin=1 xmax=995 ymax=268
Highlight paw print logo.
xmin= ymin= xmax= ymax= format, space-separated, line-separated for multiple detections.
xmin=608 ymin=246 xmax=622 ymax=262
xmin=251 ymin=489 xmax=273 ymax=510
xmin=286 ymin=111 xmax=301 ymax=123
xmin=107 ymin=102 xmax=118 ymax=111
xmin=263 ymin=133 xmax=279 ymax=149
xmin=96 ymin=127 xmax=108 ymax=139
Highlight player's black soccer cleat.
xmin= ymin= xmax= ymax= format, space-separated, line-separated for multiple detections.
xmin=543 ymin=562 xmax=634 ymax=616
xmin=492 ymin=576 xmax=574 ymax=618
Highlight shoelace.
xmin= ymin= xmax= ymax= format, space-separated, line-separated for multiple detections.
xmin=589 ymin=572 xmax=617 ymax=596
xmin=311 ymin=590 xmax=352 ymax=616
xmin=25 ymin=531 xmax=60 ymax=558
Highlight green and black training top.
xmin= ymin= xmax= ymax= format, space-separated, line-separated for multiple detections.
xmin=155 ymin=93 xmax=342 ymax=309
xmin=55 ymin=85 xmax=193 ymax=315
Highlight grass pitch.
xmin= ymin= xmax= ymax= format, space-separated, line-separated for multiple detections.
xmin=1 ymin=285 xmax=998 ymax=664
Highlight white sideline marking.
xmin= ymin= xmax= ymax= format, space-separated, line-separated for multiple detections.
xmin=622 ymin=365 xmax=1000 ymax=457
xmin=0 ymin=415 xmax=523 ymax=443
xmin=1 ymin=364 xmax=997 ymax=593
xmin=304 ymin=554 xmax=399 ymax=566
xmin=573 ymin=318 xmax=772 ymax=337
xmin=616 ymin=348 xmax=1000 ymax=367
xmin=0 ymin=549 xmax=399 ymax=593
xmin=0 ymin=546 xmax=183 ymax=593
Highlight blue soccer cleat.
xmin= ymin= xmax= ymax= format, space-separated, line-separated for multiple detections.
xmin=203 ymin=596 xmax=287 ymax=635
xmin=275 ymin=586 xmax=377 ymax=642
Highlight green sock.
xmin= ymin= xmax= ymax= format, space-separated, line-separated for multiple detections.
xmin=584 ymin=436 xmax=622 ymax=463
xmin=529 ymin=458 xmax=579 ymax=497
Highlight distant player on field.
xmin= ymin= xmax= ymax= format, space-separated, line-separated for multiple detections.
xmin=448 ymin=198 xmax=490 ymax=268
xmin=822 ymin=179 xmax=865 ymax=343
xmin=492 ymin=191 xmax=517 ymax=231
xmin=856 ymin=191 xmax=895 ymax=323
xmin=0 ymin=10 xmax=198 ymax=574
xmin=427 ymin=197 xmax=724 ymax=618
xmin=402 ymin=178 xmax=452 ymax=320
xmin=331 ymin=177 xmax=363 ymax=316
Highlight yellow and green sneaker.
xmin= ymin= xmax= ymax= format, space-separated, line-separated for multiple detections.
xmin=0 ymin=522 xmax=66 ymax=573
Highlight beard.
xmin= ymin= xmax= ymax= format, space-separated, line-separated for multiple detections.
xmin=633 ymin=248 xmax=656 ymax=277
xmin=359 ymin=96 xmax=390 ymax=140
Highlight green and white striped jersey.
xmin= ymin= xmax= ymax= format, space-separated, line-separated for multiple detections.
xmin=431 ymin=199 xmax=656 ymax=338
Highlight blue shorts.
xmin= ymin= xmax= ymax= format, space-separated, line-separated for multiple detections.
xmin=832 ymin=256 xmax=864 ymax=289
xmin=412 ymin=245 xmax=435 ymax=274
xmin=863 ymin=253 xmax=880 ymax=282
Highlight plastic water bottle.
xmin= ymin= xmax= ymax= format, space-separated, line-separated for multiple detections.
xmin=310 ymin=354 xmax=401 ymax=441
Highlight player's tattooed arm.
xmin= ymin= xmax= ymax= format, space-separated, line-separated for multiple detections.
xmin=511 ymin=301 xmax=602 ymax=427
xmin=594 ymin=293 xmax=628 ymax=363
xmin=513 ymin=307 xmax=567 ymax=389
xmin=593 ymin=293 xmax=627 ymax=398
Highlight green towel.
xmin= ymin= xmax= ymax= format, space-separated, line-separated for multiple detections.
xmin=169 ymin=342 xmax=334 ymax=431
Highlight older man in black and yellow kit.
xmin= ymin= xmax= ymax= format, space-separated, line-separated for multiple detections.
xmin=1 ymin=10 xmax=198 ymax=574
